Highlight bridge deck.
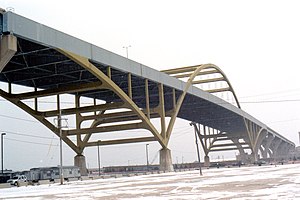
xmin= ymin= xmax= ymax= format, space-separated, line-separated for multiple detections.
xmin=0 ymin=11 xmax=293 ymax=145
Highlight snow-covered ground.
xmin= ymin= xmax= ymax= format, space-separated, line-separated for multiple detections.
xmin=1 ymin=163 xmax=300 ymax=200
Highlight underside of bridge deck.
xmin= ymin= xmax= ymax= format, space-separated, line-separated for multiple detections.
xmin=0 ymin=10 xmax=295 ymax=174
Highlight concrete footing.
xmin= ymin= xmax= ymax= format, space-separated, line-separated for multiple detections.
xmin=74 ymin=155 xmax=88 ymax=176
xmin=204 ymin=155 xmax=210 ymax=167
xmin=159 ymin=148 xmax=174 ymax=172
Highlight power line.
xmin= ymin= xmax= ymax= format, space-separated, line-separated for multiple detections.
xmin=172 ymin=149 xmax=195 ymax=154
xmin=0 ymin=114 xmax=38 ymax=123
xmin=268 ymin=118 xmax=300 ymax=124
xmin=239 ymin=88 xmax=300 ymax=99
xmin=3 ymin=130 xmax=58 ymax=140
xmin=4 ymin=137 xmax=59 ymax=147
xmin=240 ymin=99 xmax=300 ymax=104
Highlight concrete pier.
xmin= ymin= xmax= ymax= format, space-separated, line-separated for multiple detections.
xmin=159 ymin=148 xmax=174 ymax=172
xmin=74 ymin=155 xmax=88 ymax=176
xmin=204 ymin=155 xmax=210 ymax=167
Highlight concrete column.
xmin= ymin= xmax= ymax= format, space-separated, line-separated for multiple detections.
xmin=0 ymin=35 xmax=17 ymax=72
xmin=250 ymin=152 xmax=257 ymax=163
xmin=204 ymin=155 xmax=210 ymax=167
xmin=232 ymin=138 xmax=248 ymax=163
xmin=276 ymin=143 xmax=289 ymax=161
xmin=259 ymin=146 xmax=266 ymax=159
xmin=261 ymin=144 xmax=268 ymax=159
xmin=236 ymin=147 xmax=248 ymax=163
xmin=74 ymin=155 xmax=88 ymax=176
xmin=270 ymin=139 xmax=282 ymax=161
xmin=262 ymin=134 xmax=274 ymax=159
xmin=159 ymin=148 xmax=174 ymax=172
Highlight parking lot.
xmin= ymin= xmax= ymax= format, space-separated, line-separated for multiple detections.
xmin=1 ymin=163 xmax=300 ymax=199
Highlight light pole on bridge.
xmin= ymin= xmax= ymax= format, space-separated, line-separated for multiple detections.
xmin=123 ymin=45 xmax=131 ymax=59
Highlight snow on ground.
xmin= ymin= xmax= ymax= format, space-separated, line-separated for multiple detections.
xmin=1 ymin=163 xmax=300 ymax=200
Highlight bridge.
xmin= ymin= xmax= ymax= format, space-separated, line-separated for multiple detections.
xmin=0 ymin=10 xmax=295 ymax=175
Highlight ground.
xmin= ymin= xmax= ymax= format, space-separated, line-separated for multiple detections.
xmin=1 ymin=163 xmax=300 ymax=200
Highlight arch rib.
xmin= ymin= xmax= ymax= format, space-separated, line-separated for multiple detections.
xmin=162 ymin=63 xmax=241 ymax=109
xmin=163 ymin=64 xmax=241 ymax=144
xmin=57 ymin=49 xmax=167 ymax=148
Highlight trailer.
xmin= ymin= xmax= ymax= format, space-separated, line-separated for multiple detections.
xmin=27 ymin=166 xmax=81 ymax=182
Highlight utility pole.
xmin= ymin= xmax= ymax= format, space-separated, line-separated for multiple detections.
xmin=58 ymin=110 xmax=63 ymax=185
xmin=194 ymin=123 xmax=203 ymax=176
xmin=55 ymin=109 xmax=68 ymax=185
xmin=146 ymin=144 xmax=149 ymax=171
xmin=1 ymin=133 xmax=6 ymax=175
xmin=97 ymin=140 xmax=101 ymax=176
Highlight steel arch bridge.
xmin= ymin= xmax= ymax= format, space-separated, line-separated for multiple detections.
xmin=0 ymin=10 xmax=295 ymax=174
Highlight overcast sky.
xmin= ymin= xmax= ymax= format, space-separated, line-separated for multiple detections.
xmin=1 ymin=0 xmax=300 ymax=171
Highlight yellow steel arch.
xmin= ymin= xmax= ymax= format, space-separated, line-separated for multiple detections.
xmin=58 ymin=49 xmax=167 ymax=148
xmin=162 ymin=63 xmax=241 ymax=109
xmin=162 ymin=63 xmax=241 ymax=145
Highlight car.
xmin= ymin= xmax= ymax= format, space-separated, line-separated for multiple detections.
xmin=7 ymin=175 xmax=27 ymax=186
xmin=254 ymin=160 xmax=267 ymax=166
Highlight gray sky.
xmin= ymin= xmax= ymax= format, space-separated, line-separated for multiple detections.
xmin=1 ymin=0 xmax=300 ymax=171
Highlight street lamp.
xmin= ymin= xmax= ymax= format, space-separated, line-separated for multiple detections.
xmin=146 ymin=144 xmax=149 ymax=171
xmin=97 ymin=141 xmax=101 ymax=176
xmin=190 ymin=122 xmax=203 ymax=176
xmin=55 ymin=109 xmax=67 ymax=185
xmin=1 ymin=132 xmax=6 ymax=175
xmin=194 ymin=125 xmax=203 ymax=176
xmin=123 ymin=45 xmax=131 ymax=58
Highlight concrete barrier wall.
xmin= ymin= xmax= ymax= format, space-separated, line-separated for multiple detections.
xmin=114 ymin=174 xmax=122 ymax=178
xmin=0 ymin=183 xmax=11 ymax=189
xmin=39 ymin=180 xmax=50 ymax=185
xmin=17 ymin=182 xmax=28 ymax=187
xmin=0 ymin=170 xmax=185 ymax=189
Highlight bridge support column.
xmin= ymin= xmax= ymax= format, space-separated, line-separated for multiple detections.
xmin=250 ymin=153 xmax=257 ymax=163
xmin=239 ymin=151 xmax=248 ymax=163
xmin=204 ymin=155 xmax=210 ymax=167
xmin=261 ymin=146 xmax=268 ymax=159
xmin=276 ymin=143 xmax=289 ymax=161
xmin=259 ymin=146 xmax=266 ymax=159
xmin=262 ymin=134 xmax=274 ymax=159
xmin=0 ymin=35 xmax=17 ymax=72
xmin=159 ymin=148 xmax=174 ymax=172
xmin=270 ymin=139 xmax=282 ymax=161
xmin=74 ymin=155 xmax=88 ymax=176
